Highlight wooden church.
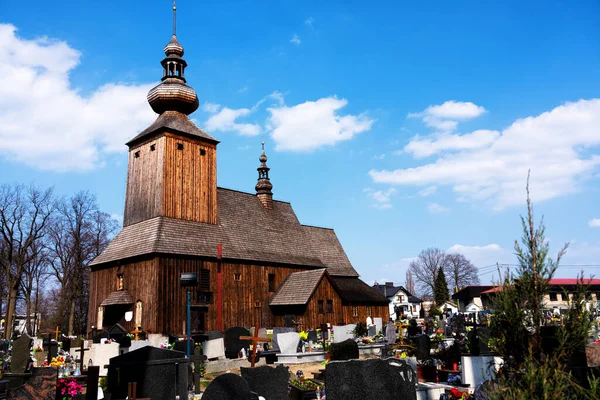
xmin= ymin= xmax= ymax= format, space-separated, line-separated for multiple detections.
xmin=87 ymin=14 xmax=389 ymax=336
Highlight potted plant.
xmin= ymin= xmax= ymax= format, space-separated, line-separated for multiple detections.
xmin=353 ymin=322 xmax=368 ymax=338
xmin=289 ymin=379 xmax=322 ymax=400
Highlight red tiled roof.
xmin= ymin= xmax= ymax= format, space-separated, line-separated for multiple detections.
xmin=480 ymin=278 xmax=600 ymax=295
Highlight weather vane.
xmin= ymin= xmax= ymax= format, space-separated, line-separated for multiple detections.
xmin=172 ymin=0 xmax=177 ymax=36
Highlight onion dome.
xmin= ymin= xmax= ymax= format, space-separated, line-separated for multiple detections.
xmin=255 ymin=142 xmax=273 ymax=195
xmin=147 ymin=34 xmax=199 ymax=115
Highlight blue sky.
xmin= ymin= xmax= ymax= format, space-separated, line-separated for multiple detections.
xmin=1 ymin=0 xmax=599 ymax=289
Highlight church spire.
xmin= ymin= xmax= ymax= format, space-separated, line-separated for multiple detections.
xmin=147 ymin=1 xmax=199 ymax=115
xmin=255 ymin=142 xmax=273 ymax=209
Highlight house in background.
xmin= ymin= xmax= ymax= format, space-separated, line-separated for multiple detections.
xmin=451 ymin=286 xmax=494 ymax=313
xmin=372 ymin=282 xmax=422 ymax=319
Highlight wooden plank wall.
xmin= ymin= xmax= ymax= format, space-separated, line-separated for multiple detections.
xmin=123 ymin=137 xmax=165 ymax=227
xmin=341 ymin=304 xmax=389 ymax=325
xmin=162 ymin=134 xmax=217 ymax=224
xmin=87 ymin=258 xmax=159 ymax=332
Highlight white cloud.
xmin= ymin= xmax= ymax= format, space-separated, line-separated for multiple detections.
xmin=205 ymin=107 xmax=261 ymax=136
xmin=364 ymin=188 xmax=397 ymax=209
xmin=408 ymin=101 xmax=486 ymax=133
xmin=589 ymin=219 xmax=600 ymax=228
xmin=371 ymin=99 xmax=600 ymax=209
xmin=418 ymin=186 xmax=437 ymax=197
xmin=372 ymin=154 xmax=386 ymax=160
xmin=404 ymin=130 xmax=500 ymax=158
xmin=268 ymin=97 xmax=374 ymax=151
xmin=427 ymin=202 xmax=449 ymax=214
xmin=202 ymin=102 xmax=221 ymax=113
xmin=0 ymin=24 xmax=156 ymax=171
xmin=290 ymin=34 xmax=301 ymax=46
xmin=305 ymin=17 xmax=314 ymax=29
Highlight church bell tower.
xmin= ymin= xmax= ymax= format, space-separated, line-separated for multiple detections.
xmin=122 ymin=3 xmax=219 ymax=227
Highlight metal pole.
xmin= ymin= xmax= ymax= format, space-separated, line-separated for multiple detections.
xmin=187 ymin=290 xmax=191 ymax=358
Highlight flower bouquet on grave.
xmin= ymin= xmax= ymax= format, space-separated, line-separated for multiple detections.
xmin=50 ymin=356 xmax=66 ymax=368
xmin=449 ymin=387 xmax=472 ymax=400
xmin=33 ymin=344 xmax=43 ymax=353
xmin=56 ymin=377 xmax=84 ymax=400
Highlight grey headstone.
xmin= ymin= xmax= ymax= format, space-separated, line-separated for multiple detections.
xmin=368 ymin=325 xmax=377 ymax=337
xmin=12 ymin=334 xmax=33 ymax=373
xmin=206 ymin=330 xmax=225 ymax=340
xmin=386 ymin=321 xmax=396 ymax=344
xmin=277 ymin=332 xmax=300 ymax=354
xmin=410 ymin=334 xmax=431 ymax=360
xmin=107 ymin=346 xmax=188 ymax=399
xmin=224 ymin=327 xmax=251 ymax=359
xmin=332 ymin=324 xmax=356 ymax=343
xmin=241 ymin=365 xmax=289 ymax=400
xmin=307 ymin=330 xmax=318 ymax=343
xmin=330 ymin=339 xmax=359 ymax=361
xmin=272 ymin=327 xmax=296 ymax=352
xmin=202 ymin=373 xmax=259 ymax=400
xmin=325 ymin=358 xmax=417 ymax=400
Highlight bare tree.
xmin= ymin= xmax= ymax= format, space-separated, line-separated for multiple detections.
xmin=0 ymin=184 xmax=54 ymax=339
xmin=405 ymin=269 xmax=416 ymax=295
xmin=408 ymin=248 xmax=448 ymax=298
xmin=48 ymin=192 xmax=118 ymax=335
xmin=445 ymin=253 xmax=480 ymax=293
xmin=20 ymin=240 xmax=50 ymax=335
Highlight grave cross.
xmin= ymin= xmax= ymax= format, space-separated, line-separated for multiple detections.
xmin=45 ymin=334 xmax=58 ymax=365
xmin=76 ymin=346 xmax=88 ymax=373
xmin=239 ymin=323 xmax=271 ymax=368
xmin=132 ymin=326 xmax=143 ymax=341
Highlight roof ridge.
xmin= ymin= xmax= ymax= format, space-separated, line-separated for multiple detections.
xmin=217 ymin=186 xmax=291 ymax=204
xmin=301 ymin=224 xmax=334 ymax=231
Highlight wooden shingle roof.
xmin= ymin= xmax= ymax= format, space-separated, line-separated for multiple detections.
xmin=269 ymin=269 xmax=328 ymax=306
xmin=91 ymin=188 xmax=359 ymax=277
xmin=331 ymin=277 xmax=390 ymax=305
xmin=100 ymin=290 xmax=134 ymax=306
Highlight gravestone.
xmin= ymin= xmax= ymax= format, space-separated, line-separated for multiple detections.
xmin=277 ymin=332 xmax=300 ymax=354
xmin=59 ymin=336 xmax=71 ymax=352
xmin=410 ymin=334 xmax=431 ymax=360
xmin=11 ymin=334 xmax=33 ymax=373
xmin=203 ymin=338 xmax=225 ymax=360
xmin=107 ymin=346 xmax=188 ymax=399
xmin=374 ymin=317 xmax=383 ymax=334
xmin=129 ymin=340 xmax=150 ymax=352
xmin=307 ymin=330 xmax=318 ymax=343
xmin=0 ymin=341 xmax=9 ymax=352
xmin=86 ymin=342 xmax=120 ymax=376
xmin=367 ymin=325 xmax=377 ymax=337
xmin=330 ymin=339 xmax=359 ymax=361
xmin=42 ymin=338 xmax=58 ymax=360
xmin=206 ymin=330 xmax=224 ymax=340
xmin=203 ymin=373 xmax=259 ymax=400
xmin=190 ymin=349 xmax=207 ymax=394
xmin=326 ymin=358 xmax=417 ymax=400
xmin=241 ymin=365 xmax=289 ymax=400
xmin=271 ymin=327 xmax=296 ymax=352
xmin=174 ymin=340 xmax=187 ymax=353
xmin=92 ymin=331 xmax=109 ymax=344
xmin=471 ymin=327 xmax=491 ymax=354
xmin=333 ymin=324 xmax=356 ymax=343
xmin=385 ymin=321 xmax=396 ymax=344
xmin=224 ymin=327 xmax=251 ymax=359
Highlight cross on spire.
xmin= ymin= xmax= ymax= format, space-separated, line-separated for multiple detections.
xmin=172 ymin=0 xmax=177 ymax=36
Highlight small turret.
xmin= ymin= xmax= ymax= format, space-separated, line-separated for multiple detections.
xmin=255 ymin=142 xmax=273 ymax=209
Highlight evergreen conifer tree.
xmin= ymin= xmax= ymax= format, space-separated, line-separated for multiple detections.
xmin=434 ymin=267 xmax=450 ymax=307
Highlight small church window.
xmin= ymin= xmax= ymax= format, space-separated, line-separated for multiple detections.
xmin=366 ymin=306 xmax=372 ymax=316
xmin=134 ymin=151 xmax=140 ymax=158
xmin=268 ymin=274 xmax=276 ymax=292
xmin=117 ymin=274 xmax=124 ymax=291
xmin=352 ymin=306 xmax=358 ymax=317
xmin=317 ymin=300 xmax=324 ymax=314
xmin=327 ymin=300 xmax=333 ymax=313
xmin=199 ymin=149 xmax=206 ymax=156
xmin=254 ymin=301 xmax=261 ymax=308
xmin=234 ymin=273 xmax=241 ymax=282
xmin=177 ymin=143 xmax=184 ymax=150
xmin=150 ymin=144 xmax=156 ymax=151
xmin=135 ymin=301 xmax=143 ymax=328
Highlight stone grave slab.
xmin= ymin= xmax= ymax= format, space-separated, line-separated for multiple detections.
xmin=386 ymin=321 xmax=396 ymax=343
xmin=368 ymin=325 xmax=377 ymax=337
xmin=277 ymin=332 xmax=300 ymax=354
xmin=224 ymin=327 xmax=251 ymax=359
xmin=374 ymin=317 xmax=383 ymax=334
xmin=410 ymin=334 xmax=431 ymax=360
xmin=326 ymin=357 xmax=417 ymax=400
xmin=129 ymin=340 xmax=150 ymax=352
xmin=12 ymin=334 xmax=33 ymax=373
xmin=202 ymin=372 xmax=258 ymax=400
xmin=330 ymin=339 xmax=359 ymax=361
xmin=203 ymin=337 xmax=225 ymax=360
xmin=332 ymin=324 xmax=356 ymax=343
xmin=107 ymin=346 xmax=188 ymax=399
xmin=241 ymin=365 xmax=289 ymax=400
xmin=307 ymin=330 xmax=318 ymax=343
xmin=86 ymin=342 xmax=120 ymax=376
xmin=272 ymin=327 xmax=296 ymax=352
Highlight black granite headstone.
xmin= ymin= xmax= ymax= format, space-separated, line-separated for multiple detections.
xmin=202 ymin=373 xmax=259 ymax=400
xmin=224 ymin=327 xmax=251 ymax=359
xmin=470 ymin=327 xmax=491 ymax=355
xmin=0 ymin=341 xmax=8 ymax=353
xmin=42 ymin=338 xmax=58 ymax=359
xmin=206 ymin=331 xmax=225 ymax=340
xmin=307 ymin=330 xmax=318 ymax=343
xmin=107 ymin=346 xmax=188 ymax=400
xmin=326 ymin=358 xmax=417 ymax=400
xmin=330 ymin=339 xmax=359 ymax=361
xmin=59 ymin=336 xmax=71 ymax=352
xmin=174 ymin=340 xmax=187 ymax=353
xmin=190 ymin=348 xmax=207 ymax=394
xmin=240 ymin=365 xmax=289 ymax=400
xmin=410 ymin=334 xmax=431 ymax=360
xmin=92 ymin=331 xmax=109 ymax=344
xmin=168 ymin=334 xmax=178 ymax=344
xmin=11 ymin=334 xmax=33 ymax=373
xmin=108 ymin=323 xmax=127 ymax=341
